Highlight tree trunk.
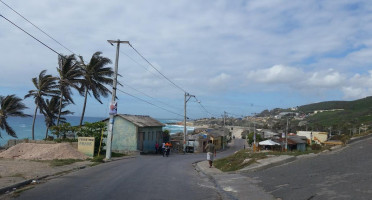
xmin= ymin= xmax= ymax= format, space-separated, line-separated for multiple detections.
xmin=45 ymin=125 xmax=49 ymax=139
xmin=56 ymin=90 xmax=63 ymax=126
xmin=32 ymin=105 xmax=38 ymax=140
xmin=79 ymin=88 xmax=88 ymax=126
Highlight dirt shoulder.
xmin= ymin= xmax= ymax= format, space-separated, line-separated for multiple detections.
xmin=0 ymin=158 xmax=91 ymax=190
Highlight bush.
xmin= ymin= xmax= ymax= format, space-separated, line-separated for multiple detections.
xmin=311 ymin=143 xmax=322 ymax=150
xmin=76 ymin=122 xmax=107 ymax=156
xmin=247 ymin=132 xmax=262 ymax=145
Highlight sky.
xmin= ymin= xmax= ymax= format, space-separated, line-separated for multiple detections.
xmin=1 ymin=0 xmax=372 ymax=120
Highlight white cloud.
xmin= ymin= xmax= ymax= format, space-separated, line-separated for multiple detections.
xmin=2 ymin=0 xmax=372 ymax=118
xmin=247 ymin=65 xmax=303 ymax=84
xmin=306 ymin=70 xmax=345 ymax=88
xmin=208 ymin=73 xmax=231 ymax=86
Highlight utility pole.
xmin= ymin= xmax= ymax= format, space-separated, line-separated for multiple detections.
xmin=285 ymin=117 xmax=289 ymax=151
xmin=251 ymin=112 xmax=258 ymax=152
xmin=184 ymin=92 xmax=195 ymax=154
xmin=105 ymin=39 xmax=129 ymax=160
xmin=223 ymin=111 xmax=226 ymax=127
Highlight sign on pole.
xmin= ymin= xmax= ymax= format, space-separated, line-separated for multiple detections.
xmin=109 ymin=101 xmax=117 ymax=115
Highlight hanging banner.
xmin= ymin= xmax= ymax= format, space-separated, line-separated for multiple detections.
xmin=109 ymin=101 xmax=117 ymax=115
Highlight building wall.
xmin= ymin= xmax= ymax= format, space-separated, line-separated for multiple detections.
xmin=297 ymin=131 xmax=328 ymax=144
xmin=111 ymin=116 xmax=138 ymax=152
xmin=138 ymin=127 xmax=163 ymax=153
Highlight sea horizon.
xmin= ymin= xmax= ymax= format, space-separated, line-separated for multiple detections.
xmin=0 ymin=115 xmax=193 ymax=147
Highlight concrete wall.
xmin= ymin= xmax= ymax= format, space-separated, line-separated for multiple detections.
xmin=297 ymin=131 xmax=328 ymax=144
xmin=111 ymin=116 xmax=138 ymax=152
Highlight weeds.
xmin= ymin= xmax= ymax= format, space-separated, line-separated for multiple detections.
xmin=49 ymin=159 xmax=82 ymax=167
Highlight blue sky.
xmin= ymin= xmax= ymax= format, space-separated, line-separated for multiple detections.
xmin=1 ymin=0 xmax=372 ymax=119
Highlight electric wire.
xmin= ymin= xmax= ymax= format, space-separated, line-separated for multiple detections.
xmin=119 ymin=83 xmax=181 ymax=112
xmin=119 ymin=49 xmax=165 ymax=81
xmin=128 ymin=43 xmax=187 ymax=93
xmin=193 ymin=96 xmax=218 ymax=117
xmin=116 ymin=88 xmax=184 ymax=118
xmin=0 ymin=0 xmax=75 ymax=55
xmin=0 ymin=14 xmax=63 ymax=57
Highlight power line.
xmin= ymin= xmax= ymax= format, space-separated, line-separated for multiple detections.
xmin=193 ymin=96 xmax=218 ymax=118
xmin=0 ymin=0 xmax=75 ymax=55
xmin=0 ymin=14 xmax=63 ymax=57
xmin=119 ymin=83 xmax=181 ymax=111
xmin=116 ymin=88 xmax=184 ymax=118
xmin=128 ymin=43 xmax=187 ymax=93
xmin=119 ymin=49 xmax=165 ymax=81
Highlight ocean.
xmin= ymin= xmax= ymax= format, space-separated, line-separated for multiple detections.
xmin=0 ymin=116 xmax=194 ymax=146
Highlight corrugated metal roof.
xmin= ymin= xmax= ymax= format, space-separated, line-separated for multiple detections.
xmin=103 ymin=114 xmax=165 ymax=127
xmin=117 ymin=114 xmax=165 ymax=127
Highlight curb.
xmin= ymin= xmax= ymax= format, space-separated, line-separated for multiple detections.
xmin=0 ymin=156 xmax=136 ymax=196
xmin=103 ymin=156 xmax=136 ymax=163
xmin=238 ymin=156 xmax=297 ymax=173
xmin=194 ymin=161 xmax=238 ymax=200
xmin=347 ymin=133 xmax=372 ymax=144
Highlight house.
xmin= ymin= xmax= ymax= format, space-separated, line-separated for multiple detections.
xmin=259 ymin=129 xmax=280 ymax=139
xmin=274 ymin=135 xmax=307 ymax=152
xmin=104 ymin=114 xmax=165 ymax=153
xmin=297 ymin=131 xmax=328 ymax=144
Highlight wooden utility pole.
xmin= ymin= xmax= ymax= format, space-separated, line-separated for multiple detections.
xmin=105 ymin=39 xmax=129 ymax=160
xmin=184 ymin=92 xmax=195 ymax=153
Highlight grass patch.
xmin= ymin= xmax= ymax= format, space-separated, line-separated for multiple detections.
xmin=214 ymin=150 xmax=267 ymax=172
xmin=214 ymin=148 xmax=328 ymax=172
xmin=49 ymin=159 xmax=82 ymax=167
xmin=10 ymin=173 xmax=25 ymax=178
xmin=88 ymin=152 xmax=128 ymax=166
xmin=112 ymin=152 xmax=126 ymax=157
xmin=90 ymin=155 xmax=105 ymax=163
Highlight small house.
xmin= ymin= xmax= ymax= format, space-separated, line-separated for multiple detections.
xmin=104 ymin=114 xmax=164 ymax=153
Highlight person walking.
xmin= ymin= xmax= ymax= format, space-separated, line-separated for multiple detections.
xmin=155 ymin=143 xmax=159 ymax=154
xmin=205 ymin=140 xmax=216 ymax=168
xmin=162 ymin=142 xmax=166 ymax=157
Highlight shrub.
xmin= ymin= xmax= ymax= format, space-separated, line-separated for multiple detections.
xmin=76 ymin=122 xmax=107 ymax=156
xmin=311 ymin=143 xmax=322 ymax=150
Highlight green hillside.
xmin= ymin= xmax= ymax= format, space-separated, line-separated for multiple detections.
xmin=300 ymin=96 xmax=372 ymax=127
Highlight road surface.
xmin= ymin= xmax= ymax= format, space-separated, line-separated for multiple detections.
xmin=14 ymin=139 xmax=247 ymax=200
xmin=244 ymin=137 xmax=372 ymax=200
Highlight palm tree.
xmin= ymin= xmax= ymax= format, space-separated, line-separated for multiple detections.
xmin=24 ymin=70 xmax=58 ymax=140
xmin=43 ymin=96 xmax=73 ymax=139
xmin=0 ymin=95 xmax=30 ymax=138
xmin=56 ymin=54 xmax=82 ymax=125
xmin=78 ymin=52 xmax=113 ymax=126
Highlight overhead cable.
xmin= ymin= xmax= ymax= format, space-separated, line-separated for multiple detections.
xmin=119 ymin=50 xmax=164 ymax=81
xmin=128 ymin=43 xmax=187 ymax=93
xmin=0 ymin=14 xmax=63 ymax=57
xmin=117 ymin=88 xmax=184 ymax=118
xmin=119 ymin=83 xmax=181 ymax=111
xmin=0 ymin=0 xmax=75 ymax=55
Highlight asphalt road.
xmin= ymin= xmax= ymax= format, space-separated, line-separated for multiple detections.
xmin=14 ymin=139 xmax=247 ymax=200
xmin=244 ymin=137 xmax=372 ymax=200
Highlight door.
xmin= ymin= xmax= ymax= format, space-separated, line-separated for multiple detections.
xmin=138 ymin=132 xmax=144 ymax=151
